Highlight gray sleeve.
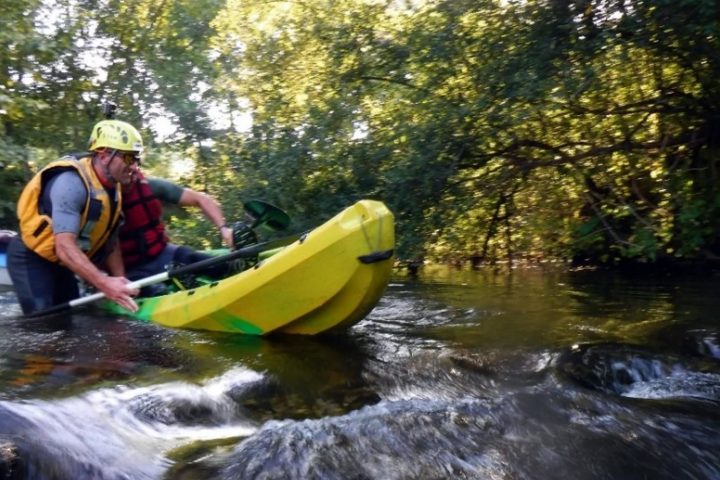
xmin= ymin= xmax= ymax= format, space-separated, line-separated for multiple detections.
xmin=48 ymin=171 xmax=87 ymax=234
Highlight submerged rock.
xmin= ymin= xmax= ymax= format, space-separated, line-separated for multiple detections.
xmin=554 ymin=342 xmax=720 ymax=401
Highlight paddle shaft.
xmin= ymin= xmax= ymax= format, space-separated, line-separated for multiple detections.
xmin=25 ymin=232 xmax=304 ymax=318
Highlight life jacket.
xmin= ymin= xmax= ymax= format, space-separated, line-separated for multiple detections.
xmin=119 ymin=171 xmax=168 ymax=267
xmin=16 ymin=156 xmax=122 ymax=263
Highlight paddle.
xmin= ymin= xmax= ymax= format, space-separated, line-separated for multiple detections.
xmin=243 ymin=200 xmax=291 ymax=230
xmin=25 ymin=232 xmax=304 ymax=319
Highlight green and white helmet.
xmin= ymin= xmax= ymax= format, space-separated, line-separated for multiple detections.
xmin=87 ymin=119 xmax=143 ymax=153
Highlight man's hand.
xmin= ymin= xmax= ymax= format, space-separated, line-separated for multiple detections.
xmin=220 ymin=225 xmax=235 ymax=248
xmin=98 ymin=276 xmax=139 ymax=312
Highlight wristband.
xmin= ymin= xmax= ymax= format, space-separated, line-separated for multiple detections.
xmin=219 ymin=224 xmax=229 ymax=230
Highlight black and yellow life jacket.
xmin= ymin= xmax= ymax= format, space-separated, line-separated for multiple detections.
xmin=16 ymin=156 xmax=122 ymax=263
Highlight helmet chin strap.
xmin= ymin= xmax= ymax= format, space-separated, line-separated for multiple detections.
xmin=95 ymin=150 xmax=119 ymax=187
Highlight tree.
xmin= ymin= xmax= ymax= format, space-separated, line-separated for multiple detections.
xmin=3 ymin=0 xmax=720 ymax=266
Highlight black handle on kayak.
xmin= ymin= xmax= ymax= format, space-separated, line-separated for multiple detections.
xmin=358 ymin=249 xmax=394 ymax=264
xmin=24 ymin=232 xmax=304 ymax=319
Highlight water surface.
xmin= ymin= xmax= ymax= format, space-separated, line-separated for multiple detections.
xmin=0 ymin=266 xmax=718 ymax=479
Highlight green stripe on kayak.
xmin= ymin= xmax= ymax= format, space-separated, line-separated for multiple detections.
xmin=103 ymin=294 xmax=264 ymax=334
xmin=133 ymin=296 xmax=161 ymax=323
xmin=208 ymin=309 xmax=265 ymax=335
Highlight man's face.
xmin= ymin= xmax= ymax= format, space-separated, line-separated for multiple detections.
xmin=104 ymin=150 xmax=140 ymax=186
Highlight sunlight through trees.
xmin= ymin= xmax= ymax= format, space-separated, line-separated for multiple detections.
xmin=2 ymin=0 xmax=719 ymax=266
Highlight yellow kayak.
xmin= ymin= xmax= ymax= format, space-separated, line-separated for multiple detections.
xmin=103 ymin=200 xmax=394 ymax=335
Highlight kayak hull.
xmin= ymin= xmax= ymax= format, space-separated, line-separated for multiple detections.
xmin=104 ymin=200 xmax=394 ymax=335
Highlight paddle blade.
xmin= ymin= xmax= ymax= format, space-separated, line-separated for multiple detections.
xmin=243 ymin=200 xmax=290 ymax=230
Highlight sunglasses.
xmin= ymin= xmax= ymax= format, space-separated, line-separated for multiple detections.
xmin=111 ymin=150 xmax=141 ymax=166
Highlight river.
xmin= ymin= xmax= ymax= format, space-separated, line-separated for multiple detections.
xmin=0 ymin=266 xmax=719 ymax=479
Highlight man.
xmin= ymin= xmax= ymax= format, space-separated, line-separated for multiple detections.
xmin=119 ymin=169 xmax=237 ymax=286
xmin=8 ymin=119 xmax=142 ymax=315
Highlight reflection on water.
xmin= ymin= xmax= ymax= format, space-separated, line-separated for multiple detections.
xmin=1 ymin=268 xmax=720 ymax=478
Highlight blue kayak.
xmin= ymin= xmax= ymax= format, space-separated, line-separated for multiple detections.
xmin=0 ymin=230 xmax=15 ymax=286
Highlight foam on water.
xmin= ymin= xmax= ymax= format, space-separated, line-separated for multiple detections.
xmin=0 ymin=366 xmax=263 ymax=477
xmin=622 ymin=370 xmax=720 ymax=401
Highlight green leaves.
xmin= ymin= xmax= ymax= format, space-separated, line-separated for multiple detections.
xmin=2 ymin=0 xmax=720 ymax=266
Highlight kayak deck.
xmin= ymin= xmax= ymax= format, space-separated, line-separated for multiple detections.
xmin=103 ymin=200 xmax=394 ymax=335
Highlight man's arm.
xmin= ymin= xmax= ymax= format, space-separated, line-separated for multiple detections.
xmin=149 ymin=176 xmax=234 ymax=248
xmin=48 ymin=171 xmax=138 ymax=311
xmin=178 ymin=189 xmax=234 ymax=247
xmin=55 ymin=233 xmax=138 ymax=312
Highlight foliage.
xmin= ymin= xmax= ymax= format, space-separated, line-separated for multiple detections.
xmin=2 ymin=0 xmax=720 ymax=267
